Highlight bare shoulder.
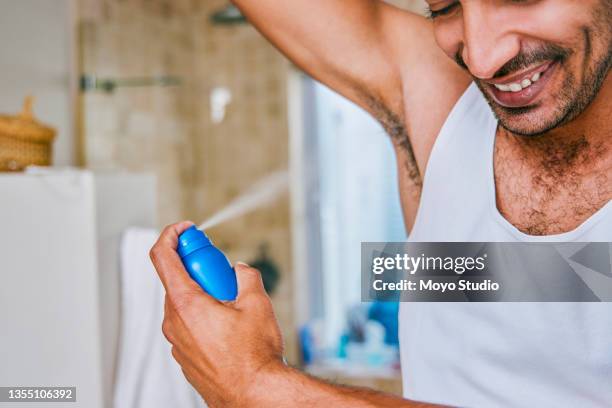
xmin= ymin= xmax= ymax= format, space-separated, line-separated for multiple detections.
xmin=381 ymin=5 xmax=471 ymax=173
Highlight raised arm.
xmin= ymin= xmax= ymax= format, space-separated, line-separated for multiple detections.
xmin=232 ymin=1 xmax=411 ymax=113
xmin=232 ymin=0 xmax=469 ymax=139
xmin=231 ymin=0 xmax=470 ymax=228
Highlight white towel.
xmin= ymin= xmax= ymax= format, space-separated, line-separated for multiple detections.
xmin=115 ymin=228 xmax=205 ymax=408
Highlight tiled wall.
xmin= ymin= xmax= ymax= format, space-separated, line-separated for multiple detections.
xmin=79 ymin=0 xmax=198 ymax=225
xmin=79 ymin=0 xmax=426 ymax=369
xmin=78 ymin=0 xmax=297 ymax=361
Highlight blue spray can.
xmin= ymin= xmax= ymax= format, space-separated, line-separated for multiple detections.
xmin=177 ymin=226 xmax=238 ymax=301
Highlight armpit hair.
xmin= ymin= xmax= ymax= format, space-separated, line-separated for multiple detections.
xmin=360 ymin=91 xmax=423 ymax=190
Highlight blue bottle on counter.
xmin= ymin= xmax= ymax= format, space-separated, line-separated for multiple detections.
xmin=177 ymin=226 xmax=237 ymax=301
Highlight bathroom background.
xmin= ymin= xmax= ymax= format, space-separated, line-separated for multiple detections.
xmin=0 ymin=0 xmax=425 ymax=406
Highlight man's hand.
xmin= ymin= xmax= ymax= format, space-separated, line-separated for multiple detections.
xmin=149 ymin=221 xmax=286 ymax=407
xmin=150 ymin=222 xmax=445 ymax=407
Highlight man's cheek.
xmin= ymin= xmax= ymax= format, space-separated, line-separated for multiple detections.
xmin=433 ymin=27 xmax=462 ymax=65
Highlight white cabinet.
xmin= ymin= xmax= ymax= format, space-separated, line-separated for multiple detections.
xmin=0 ymin=170 xmax=156 ymax=408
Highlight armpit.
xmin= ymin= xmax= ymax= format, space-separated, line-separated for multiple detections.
xmin=362 ymin=92 xmax=423 ymax=192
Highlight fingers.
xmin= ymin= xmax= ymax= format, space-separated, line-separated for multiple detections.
xmin=150 ymin=221 xmax=194 ymax=288
xmin=235 ymin=262 xmax=267 ymax=301
xmin=150 ymin=221 xmax=219 ymax=309
xmin=158 ymin=220 xmax=194 ymax=247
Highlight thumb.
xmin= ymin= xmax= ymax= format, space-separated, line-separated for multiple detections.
xmin=235 ymin=262 xmax=266 ymax=300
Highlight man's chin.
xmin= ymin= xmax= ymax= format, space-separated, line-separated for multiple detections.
xmin=485 ymin=94 xmax=571 ymax=137
xmin=497 ymin=120 xmax=551 ymax=137
xmin=475 ymin=80 xmax=569 ymax=137
xmin=494 ymin=107 xmax=556 ymax=137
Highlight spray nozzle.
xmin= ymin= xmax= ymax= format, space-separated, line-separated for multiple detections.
xmin=177 ymin=226 xmax=213 ymax=258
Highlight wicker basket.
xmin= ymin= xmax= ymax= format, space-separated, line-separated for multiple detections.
xmin=0 ymin=97 xmax=56 ymax=171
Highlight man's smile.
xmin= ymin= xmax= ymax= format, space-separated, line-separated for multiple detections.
xmin=484 ymin=61 xmax=558 ymax=108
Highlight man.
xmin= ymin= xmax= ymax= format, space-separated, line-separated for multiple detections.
xmin=150 ymin=1 xmax=611 ymax=406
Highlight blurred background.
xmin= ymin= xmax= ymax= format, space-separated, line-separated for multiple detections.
xmin=0 ymin=0 xmax=425 ymax=406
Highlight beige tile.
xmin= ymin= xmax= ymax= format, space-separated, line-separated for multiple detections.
xmin=81 ymin=0 xmax=296 ymax=363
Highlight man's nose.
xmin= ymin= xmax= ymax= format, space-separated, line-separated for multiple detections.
xmin=461 ymin=5 xmax=520 ymax=79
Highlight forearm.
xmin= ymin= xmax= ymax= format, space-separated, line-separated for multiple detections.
xmin=247 ymin=361 xmax=444 ymax=408
xmin=230 ymin=0 xmax=385 ymax=70
xmin=229 ymin=0 xmax=412 ymax=113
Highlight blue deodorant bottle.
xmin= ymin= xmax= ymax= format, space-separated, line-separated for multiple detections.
xmin=177 ymin=226 xmax=238 ymax=301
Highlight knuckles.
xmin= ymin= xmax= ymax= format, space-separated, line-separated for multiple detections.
xmin=149 ymin=224 xmax=178 ymax=262
xmin=170 ymin=346 xmax=182 ymax=362
xmin=149 ymin=244 xmax=162 ymax=264
xmin=161 ymin=223 xmax=175 ymax=237
xmin=161 ymin=318 xmax=175 ymax=343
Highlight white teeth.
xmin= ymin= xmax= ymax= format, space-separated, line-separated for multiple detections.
xmin=494 ymin=84 xmax=511 ymax=91
xmin=494 ymin=70 xmax=544 ymax=93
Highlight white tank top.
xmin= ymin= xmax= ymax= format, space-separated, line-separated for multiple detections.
xmin=400 ymin=83 xmax=612 ymax=407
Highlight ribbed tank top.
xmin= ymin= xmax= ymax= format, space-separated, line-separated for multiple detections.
xmin=400 ymin=83 xmax=612 ymax=407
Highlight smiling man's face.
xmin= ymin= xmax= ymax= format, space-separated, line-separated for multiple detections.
xmin=428 ymin=0 xmax=612 ymax=136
